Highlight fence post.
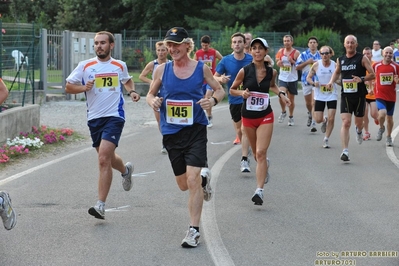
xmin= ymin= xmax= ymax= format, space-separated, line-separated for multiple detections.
xmin=62 ymin=30 xmax=71 ymax=100
xmin=114 ymin=34 xmax=122 ymax=60
xmin=41 ymin=29 xmax=48 ymax=95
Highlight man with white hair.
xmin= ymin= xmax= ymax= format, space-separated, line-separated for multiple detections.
xmin=147 ymin=27 xmax=225 ymax=248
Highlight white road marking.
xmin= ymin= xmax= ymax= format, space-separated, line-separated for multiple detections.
xmin=0 ymin=146 xmax=93 ymax=186
xmin=210 ymin=141 xmax=231 ymax=145
xmin=386 ymin=125 xmax=399 ymax=169
xmin=106 ymin=205 xmax=131 ymax=212
xmin=202 ymin=145 xmax=240 ymax=266
xmin=132 ymin=171 xmax=156 ymax=177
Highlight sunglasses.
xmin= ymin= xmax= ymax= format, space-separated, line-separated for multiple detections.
xmin=320 ymin=52 xmax=330 ymax=55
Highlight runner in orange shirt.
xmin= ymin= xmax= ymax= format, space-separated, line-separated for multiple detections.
xmin=362 ymin=47 xmax=379 ymax=140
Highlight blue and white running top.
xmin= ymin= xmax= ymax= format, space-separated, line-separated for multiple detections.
xmin=66 ymin=57 xmax=131 ymax=121
xmin=296 ymin=49 xmax=321 ymax=84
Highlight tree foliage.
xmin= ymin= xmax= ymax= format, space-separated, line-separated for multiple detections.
xmin=0 ymin=0 xmax=398 ymax=39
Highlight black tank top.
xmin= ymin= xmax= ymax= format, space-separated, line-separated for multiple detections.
xmin=339 ymin=52 xmax=367 ymax=97
xmin=241 ymin=62 xmax=273 ymax=119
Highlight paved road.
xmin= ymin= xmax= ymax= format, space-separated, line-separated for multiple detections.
xmin=1 ymin=93 xmax=399 ymax=266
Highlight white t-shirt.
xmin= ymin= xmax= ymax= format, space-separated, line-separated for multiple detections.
xmin=372 ymin=49 xmax=383 ymax=62
xmin=66 ymin=57 xmax=131 ymax=121
xmin=314 ymin=59 xmax=338 ymax=102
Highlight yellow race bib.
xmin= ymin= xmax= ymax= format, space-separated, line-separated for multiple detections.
xmin=342 ymin=79 xmax=358 ymax=93
xmin=166 ymin=99 xmax=194 ymax=125
xmin=94 ymin=73 xmax=119 ymax=93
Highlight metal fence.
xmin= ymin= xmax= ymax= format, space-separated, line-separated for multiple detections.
xmin=121 ymin=29 xmax=290 ymax=70
xmin=0 ymin=22 xmax=40 ymax=105
xmin=2 ymin=24 xmax=399 ymax=106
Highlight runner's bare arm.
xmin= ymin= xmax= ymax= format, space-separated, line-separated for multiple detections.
xmin=146 ymin=64 xmax=165 ymax=111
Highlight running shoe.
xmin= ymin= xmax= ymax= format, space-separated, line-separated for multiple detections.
xmin=265 ymin=158 xmax=271 ymax=184
xmin=161 ymin=146 xmax=167 ymax=154
xmin=310 ymin=121 xmax=317 ymax=132
xmin=122 ymin=162 xmax=134 ymax=191
xmin=323 ymin=139 xmax=330 ymax=148
xmin=207 ymin=116 xmax=213 ymax=128
xmin=0 ymin=191 xmax=17 ymax=230
xmin=355 ymin=127 xmax=363 ymax=145
xmin=233 ymin=136 xmax=241 ymax=145
xmin=181 ymin=227 xmax=200 ymax=248
xmin=201 ymin=168 xmax=212 ymax=201
xmin=363 ymin=132 xmax=370 ymax=141
xmin=278 ymin=112 xmax=287 ymax=123
xmin=386 ymin=136 xmax=393 ymax=147
xmin=376 ymin=126 xmax=385 ymax=141
xmin=307 ymin=112 xmax=312 ymax=127
xmin=288 ymin=117 xmax=294 ymax=126
xmin=88 ymin=204 xmax=105 ymax=220
xmin=252 ymin=189 xmax=264 ymax=205
xmin=340 ymin=151 xmax=350 ymax=162
xmin=240 ymin=159 xmax=251 ymax=173
xmin=321 ymin=117 xmax=327 ymax=133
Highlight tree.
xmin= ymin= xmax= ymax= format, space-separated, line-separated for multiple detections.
xmin=186 ymin=0 xmax=399 ymax=37
xmin=2 ymin=0 xmax=399 ymax=40
xmin=56 ymin=0 xmax=101 ymax=31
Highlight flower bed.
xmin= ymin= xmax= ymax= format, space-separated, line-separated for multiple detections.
xmin=0 ymin=104 xmax=40 ymax=145
xmin=0 ymin=125 xmax=75 ymax=164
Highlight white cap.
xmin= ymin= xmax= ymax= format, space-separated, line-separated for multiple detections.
xmin=250 ymin=37 xmax=269 ymax=49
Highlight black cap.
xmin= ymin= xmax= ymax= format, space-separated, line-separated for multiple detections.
xmin=164 ymin=27 xmax=189 ymax=43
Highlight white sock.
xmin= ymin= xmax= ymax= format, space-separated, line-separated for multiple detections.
xmin=96 ymin=200 xmax=105 ymax=208
xmin=124 ymin=166 xmax=129 ymax=176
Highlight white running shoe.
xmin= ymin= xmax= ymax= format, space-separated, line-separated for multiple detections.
xmin=355 ymin=127 xmax=363 ymax=145
xmin=181 ymin=227 xmax=200 ymax=248
xmin=278 ymin=112 xmax=287 ymax=123
xmin=307 ymin=112 xmax=312 ymax=127
xmin=321 ymin=117 xmax=327 ymax=133
xmin=310 ymin=121 xmax=317 ymax=132
xmin=207 ymin=116 xmax=213 ymax=128
xmin=161 ymin=146 xmax=167 ymax=154
xmin=0 ymin=191 xmax=17 ymax=230
xmin=288 ymin=117 xmax=294 ymax=126
xmin=240 ymin=159 xmax=251 ymax=173
xmin=251 ymin=189 xmax=264 ymax=205
xmin=376 ymin=126 xmax=385 ymax=141
xmin=88 ymin=203 xmax=105 ymax=220
xmin=340 ymin=151 xmax=350 ymax=162
xmin=201 ymin=168 xmax=212 ymax=201
xmin=323 ymin=139 xmax=330 ymax=148
xmin=122 ymin=162 xmax=134 ymax=191
xmin=386 ymin=136 xmax=393 ymax=147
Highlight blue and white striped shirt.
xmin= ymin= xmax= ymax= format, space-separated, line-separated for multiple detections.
xmin=296 ymin=49 xmax=321 ymax=84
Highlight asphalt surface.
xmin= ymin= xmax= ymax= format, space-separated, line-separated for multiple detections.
xmin=1 ymin=93 xmax=399 ymax=266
